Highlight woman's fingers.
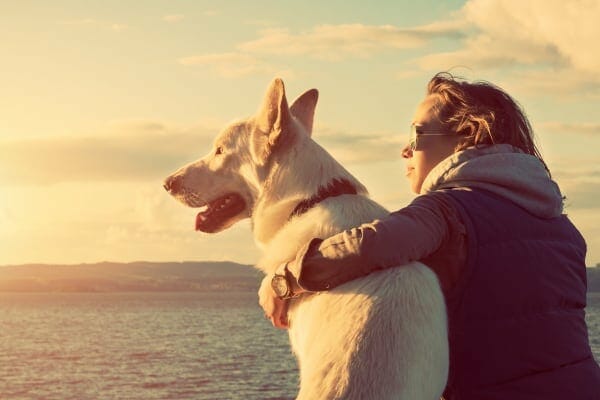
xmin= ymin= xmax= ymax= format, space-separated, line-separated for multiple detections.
xmin=272 ymin=300 xmax=290 ymax=329
xmin=258 ymin=275 xmax=290 ymax=329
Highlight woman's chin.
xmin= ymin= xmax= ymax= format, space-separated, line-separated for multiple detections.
xmin=407 ymin=175 xmax=421 ymax=194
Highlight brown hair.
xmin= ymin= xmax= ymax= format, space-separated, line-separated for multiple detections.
xmin=427 ymin=72 xmax=548 ymax=172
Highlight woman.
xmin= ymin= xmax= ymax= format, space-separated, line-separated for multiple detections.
xmin=260 ymin=72 xmax=600 ymax=399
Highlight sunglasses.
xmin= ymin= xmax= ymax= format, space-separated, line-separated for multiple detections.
xmin=408 ymin=123 xmax=449 ymax=151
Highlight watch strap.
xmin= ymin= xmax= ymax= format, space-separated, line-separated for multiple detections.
xmin=272 ymin=262 xmax=301 ymax=300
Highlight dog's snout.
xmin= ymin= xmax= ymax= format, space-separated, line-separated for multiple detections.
xmin=163 ymin=175 xmax=182 ymax=193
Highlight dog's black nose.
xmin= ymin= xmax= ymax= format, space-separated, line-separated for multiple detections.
xmin=163 ymin=175 xmax=181 ymax=193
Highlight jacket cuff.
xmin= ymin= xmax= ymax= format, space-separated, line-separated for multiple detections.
xmin=276 ymin=260 xmax=305 ymax=295
xmin=287 ymin=238 xmax=327 ymax=291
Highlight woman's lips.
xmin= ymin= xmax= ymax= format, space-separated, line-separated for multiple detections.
xmin=406 ymin=167 xmax=415 ymax=176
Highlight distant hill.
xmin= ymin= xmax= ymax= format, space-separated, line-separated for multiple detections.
xmin=0 ymin=262 xmax=599 ymax=293
xmin=0 ymin=261 xmax=262 ymax=292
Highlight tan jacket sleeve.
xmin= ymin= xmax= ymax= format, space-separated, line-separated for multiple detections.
xmin=286 ymin=193 xmax=456 ymax=292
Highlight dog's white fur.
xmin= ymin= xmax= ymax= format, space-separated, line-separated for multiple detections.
xmin=166 ymin=79 xmax=448 ymax=399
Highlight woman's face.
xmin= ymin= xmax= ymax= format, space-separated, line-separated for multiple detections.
xmin=403 ymin=94 xmax=459 ymax=194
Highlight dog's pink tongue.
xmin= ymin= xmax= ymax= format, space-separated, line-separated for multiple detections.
xmin=195 ymin=211 xmax=208 ymax=231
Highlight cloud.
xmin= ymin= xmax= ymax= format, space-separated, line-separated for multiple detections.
xmin=110 ymin=23 xmax=129 ymax=32
xmin=244 ymin=19 xmax=276 ymax=27
xmin=178 ymin=20 xmax=465 ymax=77
xmin=0 ymin=119 xmax=407 ymax=186
xmin=551 ymin=164 xmax=600 ymax=210
xmin=418 ymin=1 xmax=567 ymax=69
xmin=59 ymin=18 xmax=96 ymax=26
xmin=163 ymin=14 xmax=185 ymax=23
xmin=413 ymin=0 xmax=600 ymax=93
xmin=315 ymin=127 xmax=405 ymax=164
xmin=0 ymin=204 xmax=13 ymax=228
xmin=58 ymin=18 xmax=130 ymax=33
xmin=176 ymin=0 xmax=599 ymax=90
xmin=0 ymin=181 xmax=260 ymax=265
xmin=0 ymin=121 xmax=218 ymax=186
xmin=555 ymin=168 xmax=600 ymax=185
xmin=507 ymin=69 xmax=600 ymax=97
xmin=134 ymin=186 xmax=186 ymax=233
xmin=562 ymin=180 xmax=600 ymax=210
xmin=178 ymin=52 xmax=293 ymax=78
xmin=540 ymin=122 xmax=600 ymax=136
xmin=237 ymin=23 xmax=466 ymax=61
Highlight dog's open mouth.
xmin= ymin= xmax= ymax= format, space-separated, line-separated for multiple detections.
xmin=195 ymin=193 xmax=246 ymax=233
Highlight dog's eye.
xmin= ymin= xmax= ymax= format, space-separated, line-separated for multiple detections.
xmin=215 ymin=146 xmax=223 ymax=156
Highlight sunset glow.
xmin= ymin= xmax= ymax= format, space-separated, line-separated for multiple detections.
xmin=1 ymin=0 xmax=599 ymax=266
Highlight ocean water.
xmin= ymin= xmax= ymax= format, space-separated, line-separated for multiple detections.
xmin=0 ymin=292 xmax=298 ymax=400
xmin=1 ymin=292 xmax=599 ymax=400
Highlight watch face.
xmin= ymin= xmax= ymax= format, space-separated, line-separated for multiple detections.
xmin=271 ymin=275 xmax=289 ymax=298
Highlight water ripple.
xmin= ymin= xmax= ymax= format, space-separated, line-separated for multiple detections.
xmin=1 ymin=291 xmax=598 ymax=399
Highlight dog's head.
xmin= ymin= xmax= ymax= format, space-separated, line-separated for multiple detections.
xmin=163 ymin=78 xmax=318 ymax=233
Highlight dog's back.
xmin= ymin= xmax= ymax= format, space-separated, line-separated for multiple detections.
xmin=264 ymin=194 xmax=448 ymax=400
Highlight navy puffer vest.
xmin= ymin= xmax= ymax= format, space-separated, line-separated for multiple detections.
xmin=436 ymin=188 xmax=600 ymax=400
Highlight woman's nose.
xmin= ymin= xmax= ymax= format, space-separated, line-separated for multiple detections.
xmin=401 ymin=144 xmax=412 ymax=159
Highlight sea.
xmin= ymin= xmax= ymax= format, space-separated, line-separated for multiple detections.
xmin=1 ymin=291 xmax=599 ymax=400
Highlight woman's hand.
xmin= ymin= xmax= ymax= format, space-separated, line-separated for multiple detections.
xmin=258 ymin=275 xmax=290 ymax=329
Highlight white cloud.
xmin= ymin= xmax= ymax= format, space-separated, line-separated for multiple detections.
xmin=567 ymin=188 xmax=600 ymax=211
xmin=0 ymin=121 xmax=217 ymax=186
xmin=110 ymin=23 xmax=129 ymax=32
xmin=0 ymin=203 xmax=14 ymax=231
xmin=58 ymin=18 xmax=131 ymax=33
xmin=316 ymin=127 xmax=405 ymax=164
xmin=507 ymin=68 xmax=600 ymax=97
xmin=0 ymin=116 xmax=408 ymax=186
xmin=560 ymin=177 xmax=600 ymax=210
xmin=0 ymin=181 xmax=260 ymax=265
xmin=244 ymin=19 xmax=276 ymax=27
xmin=414 ymin=0 xmax=600 ymax=93
xmin=163 ymin=14 xmax=185 ymax=23
xmin=134 ymin=186 xmax=185 ymax=233
xmin=59 ymin=18 xmax=96 ymax=26
xmin=177 ymin=21 xmax=465 ymax=77
xmin=540 ymin=122 xmax=600 ymax=136
xmin=175 ymin=0 xmax=598 ymax=90
xmin=237 ymin=23 xmax=465 ymax=61
xmin=178 ymin=52 xmax=294 ymax=78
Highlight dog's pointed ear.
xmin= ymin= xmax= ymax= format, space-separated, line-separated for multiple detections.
xmin=290 ymin=89 xmax=318 ymax=136
xmin=252 ymin=78 xmax=291 ymax=165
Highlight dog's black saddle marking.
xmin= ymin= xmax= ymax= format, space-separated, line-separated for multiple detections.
xmin=289 ymin=178 xmax=358 ymax=220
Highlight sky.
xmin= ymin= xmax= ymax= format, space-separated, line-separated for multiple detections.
xmin=1 ymin=0 xmax=599 ymax=267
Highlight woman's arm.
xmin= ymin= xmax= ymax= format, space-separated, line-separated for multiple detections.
xmin=286 ymin=193 xmax=458 ymax=292
xmin=261 ymin=192 xmax=464 ymax=328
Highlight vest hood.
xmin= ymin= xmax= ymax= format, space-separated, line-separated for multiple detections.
xmin=420 ymin=144 xmax=564 ymax=218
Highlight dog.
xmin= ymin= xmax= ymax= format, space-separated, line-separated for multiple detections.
xmin=164 ymin=79 xmax=448 ymax=399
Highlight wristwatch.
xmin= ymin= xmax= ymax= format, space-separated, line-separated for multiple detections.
xmin=271 ymin=263 xmax=299 ymax=299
